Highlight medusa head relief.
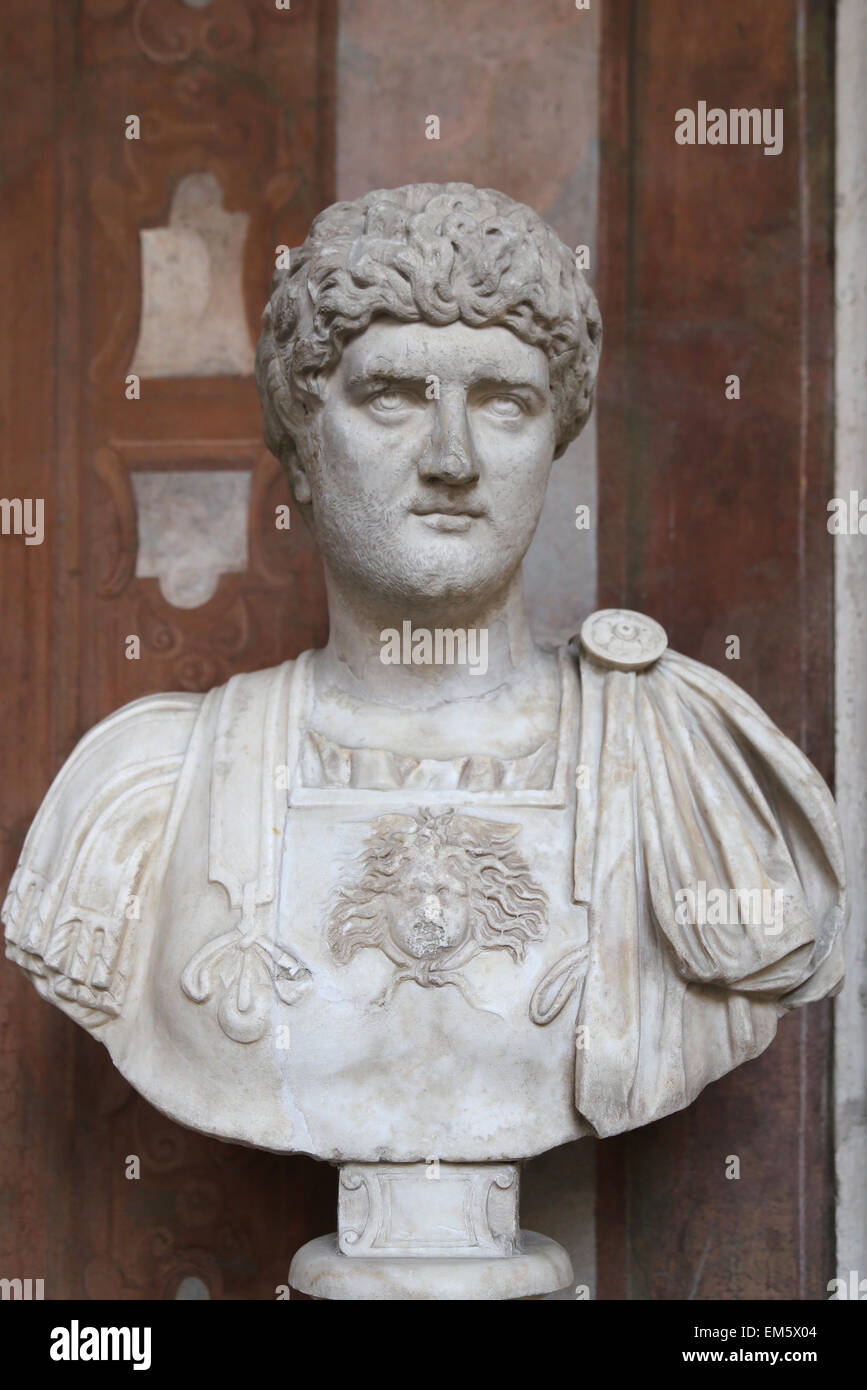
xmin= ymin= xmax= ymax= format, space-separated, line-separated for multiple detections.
xmin=327 ymin=808 xmax=548 ymax=1002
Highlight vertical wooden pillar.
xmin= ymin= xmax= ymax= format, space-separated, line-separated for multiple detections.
xmin=596 ymin=0 xmax=835 ymax=1298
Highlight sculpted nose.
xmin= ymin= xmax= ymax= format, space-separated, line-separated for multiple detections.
xmin=418 ymin=397 xmax=479 ymax=485
xmin=421 ymin=894 xmax=444 ymax=924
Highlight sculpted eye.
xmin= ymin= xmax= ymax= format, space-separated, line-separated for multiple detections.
xmin=481 ymin=395 xmax=524 ymax=420
xmin=369 ymin=389 xmax=414 ymax=413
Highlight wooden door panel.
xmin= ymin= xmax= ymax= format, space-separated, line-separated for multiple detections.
xmin=597 ymin=0 xmax=835 ymax=1299
xmin=0 ymin=0 xmax=336 ymax=1300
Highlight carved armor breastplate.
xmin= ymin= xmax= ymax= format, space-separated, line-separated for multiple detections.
xmin=126 ymin=650 xmax=589 ymax=1159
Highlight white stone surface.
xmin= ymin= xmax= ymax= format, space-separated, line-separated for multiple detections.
xmin=2 ymin=183 xmax=849 ymax=1297
xmin=289 ymin=1231 xmax=573 ymax=1301
xmin=338 ymin=1162 xmax=520 ymax=1258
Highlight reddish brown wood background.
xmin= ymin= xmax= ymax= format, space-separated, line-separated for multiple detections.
xmin=0 ymin=0 xmax=837 ymax=1301
xmin=0 ymin=0 xmax=335 ymax=1300
xmin=596 ymin=0 xmax=836 ymax=1298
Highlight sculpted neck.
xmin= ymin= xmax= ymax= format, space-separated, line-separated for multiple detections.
xmin=317 ymin=565 xmax=545 ymax=707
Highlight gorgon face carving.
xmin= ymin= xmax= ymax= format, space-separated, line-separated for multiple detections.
xmin=327 ymin=808 xmax=548 ymax=1000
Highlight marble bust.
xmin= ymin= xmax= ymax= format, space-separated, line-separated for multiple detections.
xmin=3 ymin=183 xmax=847 ymax=1299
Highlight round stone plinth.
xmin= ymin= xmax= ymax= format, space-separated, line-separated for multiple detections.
xmin=289 ymin=1231 xmax=573 ymax=1301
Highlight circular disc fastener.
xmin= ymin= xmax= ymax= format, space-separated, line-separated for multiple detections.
xmin=579 ymin=608 xmax=668 ymax=671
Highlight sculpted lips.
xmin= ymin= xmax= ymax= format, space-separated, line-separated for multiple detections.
xmin=410 ymin=502 xmax=486 ymax=533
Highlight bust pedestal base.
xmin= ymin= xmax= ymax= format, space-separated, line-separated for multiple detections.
xmin=289 ymin=1230 xmax=572 ymax=1300
xmin=288 ymin=1161 xmax=573 ymax=1301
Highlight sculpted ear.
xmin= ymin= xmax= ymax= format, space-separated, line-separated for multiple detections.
xmin=285 ymin=382 xmax=330 ymax=508
xmin=283 ymin=441 xmax=312 ymax=506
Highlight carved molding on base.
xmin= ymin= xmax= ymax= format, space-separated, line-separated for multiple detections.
xmin=338 ymin=1161 xmax=519 ymax=1259
xmin=289 ymin=1231 xmax=573 ymax=1302
xmin=289 ymin=1162 xmax=573 ymax=1300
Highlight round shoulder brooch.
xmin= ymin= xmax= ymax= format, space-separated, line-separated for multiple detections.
xmin=578 ymin=608 xmax=668 ymax=671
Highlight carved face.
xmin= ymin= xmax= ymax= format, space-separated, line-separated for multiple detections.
xmin=384 ymin=846 xmax=471 ymax=961
xmin=327 ymin=809 xmax=549 ymax=996
xmin=297 ymin=319 xmax=557 ymax=609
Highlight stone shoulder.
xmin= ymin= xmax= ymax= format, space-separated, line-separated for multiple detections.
xmin=2 ymin=691 xmax=206 ymax=1028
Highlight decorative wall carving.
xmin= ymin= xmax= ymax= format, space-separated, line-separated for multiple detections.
xmin=131 ymin=0 xmax=254 ymax=66
xmin=2 ymin=0 xmax=336 ymax=1304
xmin=130 ymin=172 xmax=254 ymax=379
xmin=78 ymin=0 xmax=332 ymax=716
xmin=83 ymin=0 xmax=255 ymax=66
xmin=91 ymin=443 xmax=325 ymax=692
xmin=132 ymin=469 xmax=251 ymax=607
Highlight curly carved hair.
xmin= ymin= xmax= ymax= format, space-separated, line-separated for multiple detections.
xmin=255 ymin=182 xmax=602 ymax=474
xmin=327 ymin=807 xmax=548 ymax=965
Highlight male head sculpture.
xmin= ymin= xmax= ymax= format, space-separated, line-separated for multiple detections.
xmin=254 ymin=184 xmax=600 ymax=617
xmin=256 ymin=182 xmax=601 ymax=471
xmin=2 ymin=182 xmax=846 ymax=1298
